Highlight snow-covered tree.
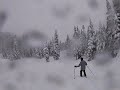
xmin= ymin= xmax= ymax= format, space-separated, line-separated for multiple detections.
xmin=72 ymin=25 xmax=88 ymax=59
xmin=87 ymin=19 xmax=95 ymax=39
xmin=43 ymin=46 xmax=49 ymax=62
xmin=53 ymin=30 xmax=60 ymax=60
xmin=65 ymin=35 xmax=73 ymax=56
xmin=0 ymin=33 xmax=21 ymax=60
xmin=11 ymin=35 xmax=21 ymax=60
xmin=47 ymin=40 xmax=54 ymax=56
xmin=105 ymin=0 xmax=118 ymax=57
xmin=72 ymin=26 xmax=81 ymax=59
xmin=111 ymin=0 xmax=120 ymax=57
xmin=96 ymin=23 xmax=106 ymax=53
xmin=86 ymin=19 xmax=96 ymax=61
xmin=73 ymin=25 xmax=87 ymax=57
xmin=59 ymin=41 xmax=65 ymax=51
xmin=73 ymin=26 xmax=80 ymax=40
xmin=65 ymin=35 xmax=72 ymax=49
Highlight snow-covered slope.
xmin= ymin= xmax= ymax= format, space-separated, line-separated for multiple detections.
xmin=0 ymin=53 xmax=120 ymax=90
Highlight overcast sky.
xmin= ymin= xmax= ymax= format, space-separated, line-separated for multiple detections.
xmin=0 ymin=0 xmax=108 ymax=41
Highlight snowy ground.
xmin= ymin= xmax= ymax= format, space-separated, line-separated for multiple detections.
xmin=0 ymin=52 xmax=120 ymax=90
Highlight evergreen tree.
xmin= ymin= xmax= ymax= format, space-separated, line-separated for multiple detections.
xmin=105 ymin=0 xmax=117 ymax=56
xmin=43 ymin=46 xmax=49 ymax=62
xmin=72 ymin=25 xmax=88 ymax=59
xmin=48 ymin=40 xmax=54 ymax=56
xmin=53 ymin=30 xmax=60 ymax=60
xmin=11 ymin=35 xmax=21 ymax=60
xmin=87 ymin=19 xmax=96 ymax=61
xmin=96 ymin=23 xmax=106 ymax=53
xmin=87 ymin=19 xmax=95 ymax=39
xmin=59 ymin=40 xmax=65 ymax=51
xmin=65 ymin=35 xmax=71 ymax=49
xmin=73 ymin=26 xmax=81 ymax=59
xmin=112 ymin=0 xmax=120 ymax=56
xmin=80 ymin=25 xmax=88 ymax=56
xmin=0 ymin=33 xmax=21 ymax=60
xmin=65 ymin=35 xmax=73 ymax=56
xmin=73 ymin=26 xmax=80 ymax=39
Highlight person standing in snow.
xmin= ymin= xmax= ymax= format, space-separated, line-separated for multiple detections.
xmin=74 ymin=58 xmax=87 ymax=77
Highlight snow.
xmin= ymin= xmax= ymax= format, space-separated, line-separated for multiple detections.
xmin=0 ymin=52 xmax=120 ymax=90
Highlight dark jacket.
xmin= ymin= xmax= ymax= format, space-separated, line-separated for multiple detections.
xmin=76 ymin=60 xmax=87 ymax=70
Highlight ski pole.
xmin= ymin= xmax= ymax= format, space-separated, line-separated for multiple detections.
xmin=87 ymin=66 xmax=101 ymax=90
xmin=74 ymin=67 xmax=75 ymax=79
xmin=87 ymin=66 xmax=95 ymax=77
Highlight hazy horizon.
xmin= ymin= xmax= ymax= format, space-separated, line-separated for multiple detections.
xmin=0 ymin=0 xmax=108 ymax=41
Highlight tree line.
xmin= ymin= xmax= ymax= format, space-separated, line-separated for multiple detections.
xmin=0 ymin=0 xmax=120 ymax=61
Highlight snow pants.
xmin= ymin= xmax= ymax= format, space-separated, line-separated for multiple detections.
xmin=80 ymin=70 xmax=86 ymax=77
